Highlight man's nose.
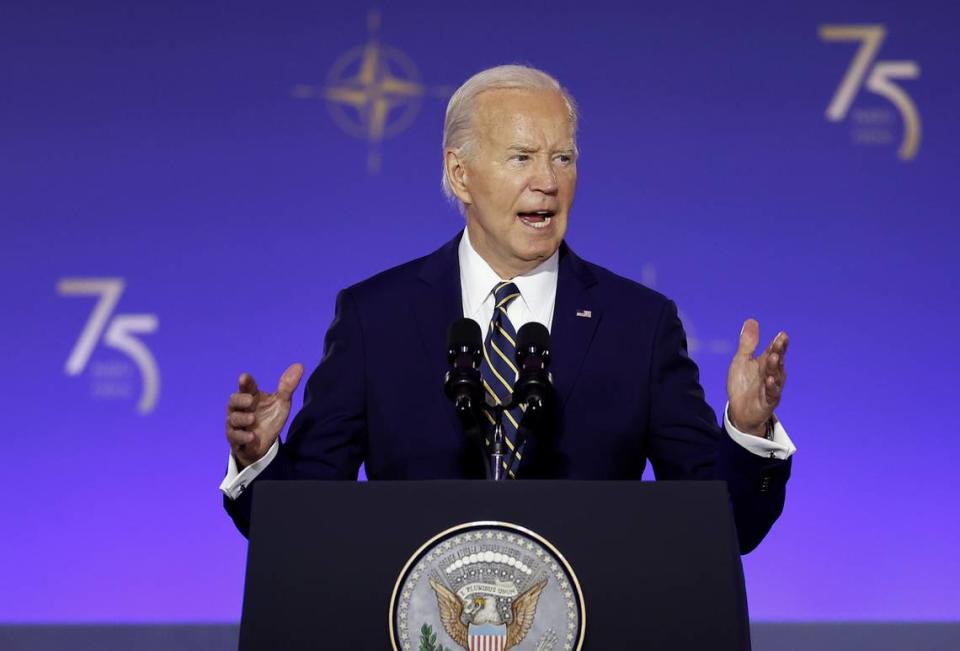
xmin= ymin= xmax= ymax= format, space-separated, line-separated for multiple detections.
xmin=529 ymin=158 xmax=559 ymax=195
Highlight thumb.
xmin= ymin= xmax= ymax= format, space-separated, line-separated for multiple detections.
xmin=736 ymin=318 xmax=760 ymax=359
xmin=276 ymin=363 xmax=305 ymax=401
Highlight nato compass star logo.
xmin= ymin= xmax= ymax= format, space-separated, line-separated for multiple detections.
xmin=292 ymin=9 xmax=452 ymax=173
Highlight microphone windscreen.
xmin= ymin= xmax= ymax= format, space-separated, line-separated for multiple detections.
xmin=516 ymin=322 xmax=550 ymax=351
xmin=448 ymin=318 xmax=483 ymax=350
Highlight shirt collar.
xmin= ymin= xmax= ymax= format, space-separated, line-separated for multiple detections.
xmin=458 ymin=227 xmax=560 ymax=318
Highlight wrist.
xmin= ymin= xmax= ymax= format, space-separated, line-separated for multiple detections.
xmin=730 ymin=413 xmax=774 ymax=439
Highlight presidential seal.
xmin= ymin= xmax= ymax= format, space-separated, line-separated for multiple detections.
xmin=390 ymin=522 xmax=585 ymax=651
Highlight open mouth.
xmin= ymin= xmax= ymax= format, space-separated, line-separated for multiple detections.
xmin=517 ymin=210 xmax=555 ymax=230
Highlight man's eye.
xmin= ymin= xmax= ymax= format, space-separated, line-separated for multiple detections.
xmin=513 ymin=154 xmax=530 ymax=162
xmin=556 ymin=154 xmax=572 ymax=164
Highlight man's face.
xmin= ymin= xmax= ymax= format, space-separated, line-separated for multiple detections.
xmin=450 ymin=88 xmax=577 ymax=278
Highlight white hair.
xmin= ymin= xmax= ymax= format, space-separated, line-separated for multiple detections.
xmin=440 ymin=64 xmax=579 ymax=205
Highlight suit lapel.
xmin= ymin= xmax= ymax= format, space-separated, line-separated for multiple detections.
xmin=413 ymin=232 xmax=464 ymax=387
xmin=550 ymin=243 xmax=601 ymax=410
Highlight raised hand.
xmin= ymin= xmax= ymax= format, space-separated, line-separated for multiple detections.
xmin=727 ymin=319 xmax=788 ymax=436
xmin=225 ymin=363 xmax=304 ymax=469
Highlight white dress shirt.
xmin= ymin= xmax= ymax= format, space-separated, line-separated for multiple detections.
xmin=221 ymin=228 xmax=795 ymax=499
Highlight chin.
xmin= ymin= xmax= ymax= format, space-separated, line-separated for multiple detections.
xmin=515 ymin=239 xmax=560 ymax=263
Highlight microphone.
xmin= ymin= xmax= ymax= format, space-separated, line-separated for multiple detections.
xmin=444 ymin=318 xmax=488 ymax=477
xmin=443 ymin=318 xmax=484 ymax=418
xmin=513 ymin=322 xmax=553 ymax=415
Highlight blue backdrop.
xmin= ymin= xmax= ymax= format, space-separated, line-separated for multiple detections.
xmin=1 ymin=0 xmax=957 ymax=623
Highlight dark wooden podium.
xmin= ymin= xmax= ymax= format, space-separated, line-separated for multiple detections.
xmin=239 ymin=480 xmax=750 ymax=650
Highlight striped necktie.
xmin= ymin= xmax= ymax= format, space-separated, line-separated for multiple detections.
xmin=479 ymin=281 xmax=524 ymax=478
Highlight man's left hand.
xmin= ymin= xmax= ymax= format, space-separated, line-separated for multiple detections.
xmin=727 ymin=319 xmax=788 ymax=436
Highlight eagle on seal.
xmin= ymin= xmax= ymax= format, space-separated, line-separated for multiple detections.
xmin=428 ymin=577 xmax=548 ymax=650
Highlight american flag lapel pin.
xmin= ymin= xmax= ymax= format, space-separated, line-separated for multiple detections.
xmin=575 ymin=309 xmax=592 ymax=318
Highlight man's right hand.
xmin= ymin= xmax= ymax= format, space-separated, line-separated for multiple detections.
xmin=226 ymin=363 xmax=304 ymax=469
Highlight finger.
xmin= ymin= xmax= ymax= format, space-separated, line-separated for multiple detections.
xmin=765 ymin=352 xmax=780 ymax=375
xmin=276 ymin=363 xmax=305 ymax=401
xmin=765 ymin=332 xmax=787 ymax=365
xmin=766 ymin=367 xmax=786 ymax=395
xmin=767 ymin=333 xmax=788 ymax=380
xmin=238 ymin=372 xmax=259 ymax=395
xmin=226 ymin=427 xmax=255 ymax=447
xmin=227 ymin=411 xmax=255 ymax=428
xmin=764 ymin=374 xmax=782 ymax=404
xmin=736 ymin=319 xmax=760 ymax=359
xmin=768 ymin=331 xmax=787 ymax=354
xmin=763 ymin=354 xmax=785 ymax=384
xmin=227 ymin=392 xmax=256 ymax=411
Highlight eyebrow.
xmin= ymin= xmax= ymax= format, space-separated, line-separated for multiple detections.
xmin=506 ymin=144 xmax=576 ymax=153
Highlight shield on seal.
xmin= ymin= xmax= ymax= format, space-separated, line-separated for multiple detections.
xmin=468 ymin=623 xmax=506 ymax=651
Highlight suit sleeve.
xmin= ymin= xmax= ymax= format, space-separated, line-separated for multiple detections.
xmin=223 ymin=289 xmax=368 ymax=537
xmin=645 ymin=299 xmax=791 ymax=554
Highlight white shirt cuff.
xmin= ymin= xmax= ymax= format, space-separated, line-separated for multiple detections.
xmin=218 ymin=439 xmax=280 ymax=500
xmin=723 ymin=402 xmax=797 ymax=460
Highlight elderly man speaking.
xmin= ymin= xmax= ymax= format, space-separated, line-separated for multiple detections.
xmin=220 ymin=64 xmax=795 ymax=552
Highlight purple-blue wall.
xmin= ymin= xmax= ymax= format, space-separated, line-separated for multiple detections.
xmin=2 ymin=0 xmax=957 ymax=622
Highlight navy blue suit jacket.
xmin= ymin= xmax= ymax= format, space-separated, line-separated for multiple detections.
xmin=225 ymin=234 xmax=791 ymax=552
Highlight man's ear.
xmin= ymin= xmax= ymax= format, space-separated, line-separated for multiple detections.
xmin=444 ymin=149 xmax=472 ymax=206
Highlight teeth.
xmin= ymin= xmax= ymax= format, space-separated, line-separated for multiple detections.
xmin=522 ymin=216 xmax=552 ymax=229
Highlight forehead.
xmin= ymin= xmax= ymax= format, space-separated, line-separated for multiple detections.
xmin=472 ymin=88 xmax=574 ymax=147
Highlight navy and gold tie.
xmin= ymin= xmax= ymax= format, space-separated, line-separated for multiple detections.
xmin=479 ymin=281 xmax=525 ymax=478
